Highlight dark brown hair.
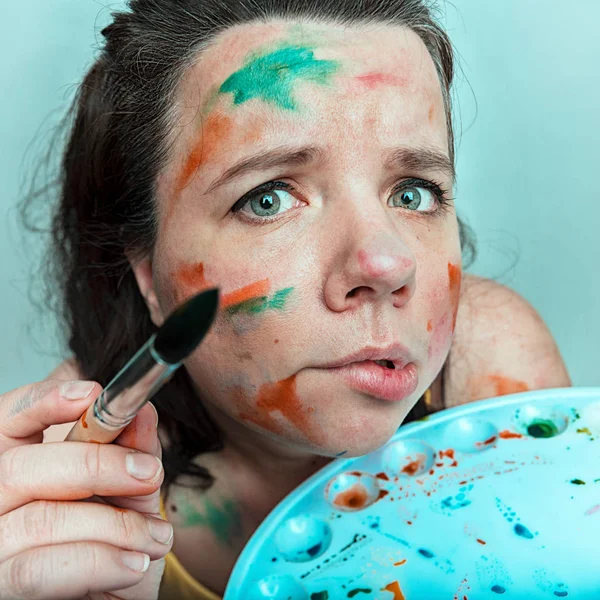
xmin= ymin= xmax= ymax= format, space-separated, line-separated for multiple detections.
xmin=22 ymin=0 xmax=475 ymax=500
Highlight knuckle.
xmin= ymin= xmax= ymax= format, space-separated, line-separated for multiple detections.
xmin=21 ymin=501 xmax=62 ymax=545
xmin=113 ymin=508 xmax=138 ymax=546
xmin=6 ymin=552 xmax=45 ymax=597
xmin=81 ymin=442 xmax=103 ymax=480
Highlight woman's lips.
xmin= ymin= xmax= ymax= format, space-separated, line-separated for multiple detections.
xmin=324 ymin=360 xmax=419 ymax=402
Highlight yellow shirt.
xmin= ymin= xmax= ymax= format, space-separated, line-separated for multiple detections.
xmin=157 ymin=389 xmax=433 ymax=599
xmin=158 ymin=495 xmax=221 ymax=600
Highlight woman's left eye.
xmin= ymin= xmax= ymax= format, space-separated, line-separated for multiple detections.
xmin=388 ymin=183 xmax=439 ymax=212
xmin=233 ymin=183 xmax=300 ymax=220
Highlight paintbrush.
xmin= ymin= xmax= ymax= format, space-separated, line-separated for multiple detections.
xmin=65 ymin=288 xmax=219 ymax=444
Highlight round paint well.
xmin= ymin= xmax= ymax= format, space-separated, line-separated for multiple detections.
xmin=274 ymin=514 xmax=332 ymax=562
xmin=325 ymin=471 xmax=381 ymax=511
xmin=514 ymin=404 xmax=569 ymax=438
xmin=382 ymin=439 xmax=435 ymax=477
xmin=245 ymin=575 xmax=309 ymax=600
xmin=441 ymin=418 xmax=499 ymax=453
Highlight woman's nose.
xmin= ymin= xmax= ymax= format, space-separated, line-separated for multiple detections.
xmin=324 ymin=231 xmax=417 ymax=312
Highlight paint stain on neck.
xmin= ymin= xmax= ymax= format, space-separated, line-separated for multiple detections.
xmin=219 ymin=44 xmax=340 ymax=111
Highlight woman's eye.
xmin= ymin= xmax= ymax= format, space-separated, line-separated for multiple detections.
xmin=389 ymin=185 xmax=438 ymax=212
xmin=239 ymin=188 xmax=298 ymax=219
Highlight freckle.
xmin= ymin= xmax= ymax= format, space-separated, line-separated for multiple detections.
xmin=427 ymin=320 xmax=433 ymax=332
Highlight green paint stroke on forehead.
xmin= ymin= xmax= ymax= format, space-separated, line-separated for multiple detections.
xmin=219 ymin=45 xmax=340 ymax=111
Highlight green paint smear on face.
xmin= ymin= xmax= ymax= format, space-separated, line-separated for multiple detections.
xmin=219 ymin=45 xmax=340 ymax=111
xmin=526 ymin=419 xmax=559 ymax=438
xmin=227 ymin=287 xmax=294 ymax=315
xmin=177 ymin=495 xmax=243 ymax=547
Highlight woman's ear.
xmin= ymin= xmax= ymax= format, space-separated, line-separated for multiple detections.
xmin=128 ymin=253 xmax=166 ymax=328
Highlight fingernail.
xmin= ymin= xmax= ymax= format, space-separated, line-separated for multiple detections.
xmin=126 ymin=452 xmax=163 ymax=482
xmin=147 ymin=517 xmax=173 ymax=544
xmin=121 ymin=551 xmax=150 ymax=572
xmin=61 ymin=381 xmax=96 ymax=401
xmin=150 ymin=402 xmax=159 ymax=427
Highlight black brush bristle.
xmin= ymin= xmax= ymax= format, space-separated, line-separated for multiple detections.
xmin=153 ymin=288 xmax=220 ymax=364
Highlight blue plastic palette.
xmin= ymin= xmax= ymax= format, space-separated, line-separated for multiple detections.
xmin=224 ymin=388 xmax=600 ymax=599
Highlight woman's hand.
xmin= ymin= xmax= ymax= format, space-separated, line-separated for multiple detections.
xmin=0 ymin=378 xmax=172 ymax=600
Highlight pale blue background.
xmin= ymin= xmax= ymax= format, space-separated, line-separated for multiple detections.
xmin=1 ymin=1 xmax=598 ymax=391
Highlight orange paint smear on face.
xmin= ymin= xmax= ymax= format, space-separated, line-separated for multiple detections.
xmin=176 ymin=112 xmax=234 ymax=191
xmin=382 ymin=581 xmax=406 ymax=600
xmin=355 ymin=72 xmax=406 ymax=89
xmin=487 ymin=375 xmax=530 ymax=396
xmin=238 ymin=375 xmax=317 ymax=443
xmin=175 ymin=262 xmax=214 ymax=294
xmin=448 ymin=262 xmax=462 ymax=333
xmin=221 ymin=279 xmax=271 ymax=309
xmin=333 ymin=484 xmax=369 ymax=509
xmin=427 ymin=319 xmax=433 ymax=332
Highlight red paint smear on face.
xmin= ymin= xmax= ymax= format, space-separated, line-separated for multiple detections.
xmin=499 ymin=429 xmax=523 ymax=439
xmin=355 ymin=72 xmax=406 ymax=90
xmin=221 ymin=279 xmax=271 ymax=309
xmin=333 ymin=484 xmax=369 ymax=509
xmin=427 ymin=319 xmax=433 ymax=332
xmin=448 ymin=262 xmax=462 ymax=333
xmin=238 ymin=375 xmax=317 ymax=443
xmin=487 ymin=375 xmax=530 ymax=396
xmin=382 ymin=581 xmax=406 ymax=600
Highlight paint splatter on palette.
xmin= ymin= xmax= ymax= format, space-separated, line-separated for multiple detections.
xmin=224 ymin=388 xmax=600 ymax=599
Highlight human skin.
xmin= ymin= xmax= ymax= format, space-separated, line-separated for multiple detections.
xmin=131 ymin=21 xmax=461 ymax=466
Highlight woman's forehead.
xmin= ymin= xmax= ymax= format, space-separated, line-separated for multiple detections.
xmin=167 ymin=21 xmax=448 ymax=184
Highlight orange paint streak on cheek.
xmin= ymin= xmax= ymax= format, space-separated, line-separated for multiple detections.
xmin=448 ymin=262 xmax=462 ymax=333
xmin=221 ymin=279 xmax=271 ymax=309
xmin=236 ymin=375 xmax=318 ymax=443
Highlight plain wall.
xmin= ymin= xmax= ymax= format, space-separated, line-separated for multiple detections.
xmin=1 ymin=0 xmax=598 ymax=392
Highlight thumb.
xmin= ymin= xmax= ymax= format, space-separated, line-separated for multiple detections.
xmin=105 ymin=402 xmax=164 ymax=518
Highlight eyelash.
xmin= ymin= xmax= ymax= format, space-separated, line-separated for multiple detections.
xmin=230 ymin=178 xmax=453 ymax=221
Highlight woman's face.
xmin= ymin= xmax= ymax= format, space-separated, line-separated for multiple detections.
xmin=144 ymin=21 xmax=461 ymax=457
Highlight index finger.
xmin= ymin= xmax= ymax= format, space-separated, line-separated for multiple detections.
xmin=0 ymin=380 xmax=101 ymax=454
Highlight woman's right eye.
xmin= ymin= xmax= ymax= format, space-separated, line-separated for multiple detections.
xmin=232 ymin=182 xmax=303 ymax=221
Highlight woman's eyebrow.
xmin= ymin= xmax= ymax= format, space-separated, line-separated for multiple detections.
xmin=204 ymin=146 xmax=326 ymax=194
xmin=204 ymin=144 xmax=455 ymax=195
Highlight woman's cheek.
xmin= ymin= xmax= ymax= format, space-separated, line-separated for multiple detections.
xmin=426 ymin=260 xmax=462 ymax=375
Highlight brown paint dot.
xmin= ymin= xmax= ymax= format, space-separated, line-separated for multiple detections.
xmin=333 ymin=484 xmax=369 ymax=509
xmin=476 ymin=538 xmax=486 ymax=545
xmin=376 ymin=472 xmax=390 ymax=481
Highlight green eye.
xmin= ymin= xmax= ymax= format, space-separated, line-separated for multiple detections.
xmin=389 ymin=185 xmax=437 ymax=212
xmin=250 ymin=192 xmax=281 ymax=217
